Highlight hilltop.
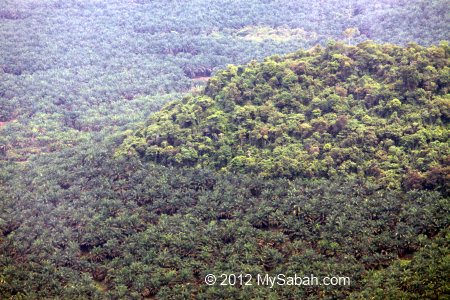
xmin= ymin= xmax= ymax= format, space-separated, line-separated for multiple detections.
xmin=1 ymin=41 xmax=448 ymax=300
xmin=119 ymin=41 xmax=449 ymax=191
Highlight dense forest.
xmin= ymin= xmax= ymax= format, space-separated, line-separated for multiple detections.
xmin=0 ymin=0 xmax=449 ymax=299
xmin=1 ymin=0 xmax=449 ymax=161
xmin=119 ymin=42 xmax=449 ymax=191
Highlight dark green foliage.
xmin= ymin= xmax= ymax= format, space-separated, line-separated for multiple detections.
xmin=120 ymin=42 xmax=450 ymax=191
xmin=1 ymin=0 xmax=449 ymax=299
xmin=1 ymin=141 xmax=448 ymax=299
xmin=350 ymin=228 xmax=450 ymax=300
xmin=1 ymin=0 xmax=449 ymax=160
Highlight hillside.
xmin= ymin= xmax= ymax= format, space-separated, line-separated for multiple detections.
xmin=119 ymin=41 xmax=449 ymax=191
xmin=1 ymin=0 xmax=449 ymax=162
xmin=1 ymin=0 xmax=449 ymax=299
xmin=1 ymin=42 xmax=448 ymax=299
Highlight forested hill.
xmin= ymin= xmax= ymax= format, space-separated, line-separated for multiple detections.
xmin=1 ymin=0 xmax=450 ymax=162
xmin=1 ymin=0 xmax=449 ymax=299
xmin=119 ymin=42 xmax=449 ymax=192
